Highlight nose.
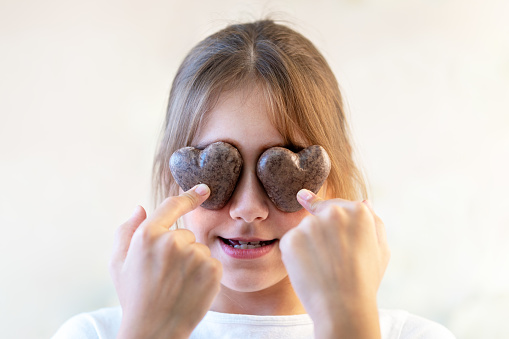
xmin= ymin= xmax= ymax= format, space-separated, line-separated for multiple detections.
xmin=229 ymin=169 xmax=270 ymax=223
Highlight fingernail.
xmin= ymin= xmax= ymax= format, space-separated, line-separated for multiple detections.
xmin=297 ymin=189 xmax=313 ymax=201
xmin=194 ymin=184 xmax=210 ymax=196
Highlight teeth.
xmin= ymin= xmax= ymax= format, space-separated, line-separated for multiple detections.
xmin=224 ymin=238 xmax=274 ymax=249
xmin=233 ymin=243 xmax=263 ymax=249
xmin=238 ymin=241 xmax=261 ymax=245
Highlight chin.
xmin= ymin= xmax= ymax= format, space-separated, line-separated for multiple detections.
xmin=220 ymin=269 xmax=287 ymax=293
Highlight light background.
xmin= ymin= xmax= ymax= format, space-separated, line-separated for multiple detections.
xmin=1 ymin=0 xmax=508 ymax=338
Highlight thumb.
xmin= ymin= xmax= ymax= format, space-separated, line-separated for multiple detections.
xmin=110 ymin=205 xmax=147 ymax=269
xmin=296 ymin=189 xmax=326 ymax=215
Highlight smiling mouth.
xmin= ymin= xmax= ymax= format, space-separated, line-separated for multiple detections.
xmin=219 ymin=237 xmax=277 ymax=249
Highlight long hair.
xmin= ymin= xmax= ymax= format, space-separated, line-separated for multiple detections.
xmin=152 ymin=19 xmax=367 ymax=207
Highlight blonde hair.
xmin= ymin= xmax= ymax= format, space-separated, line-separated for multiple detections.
xmin=152 ymin=19 xmax=367 ymax=207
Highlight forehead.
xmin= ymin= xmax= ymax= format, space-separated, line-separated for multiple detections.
xmin=192 ymin=86 xmax=284 ymax=150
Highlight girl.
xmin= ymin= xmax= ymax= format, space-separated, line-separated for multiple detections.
xmin=53 ymin=20 xmax=455 ymax=338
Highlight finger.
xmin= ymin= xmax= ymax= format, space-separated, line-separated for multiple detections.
xmin=296 ymin=189 xmax=351 ymax=215
xmin=155 ymin=228 xmax=198 ymax=255
xmin=141 ymin=184 xmax=210 ymax=232
xmin=110 ymin=205 xmax=147 ymax=268
xmin=165 ymin=231 xmax=211 ymax=257
xmin=168 ymin=228 xmax=197 ymax=245
xmin=191 ymin=242 xmax=212 ymax=257
xmin=362 ymin=199 xmax=388 ymax=245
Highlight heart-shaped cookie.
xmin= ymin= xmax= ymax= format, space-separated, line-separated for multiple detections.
xmin=256 ymin=145 xmax=331 ymax=212
xmin=169 ymin=142 xmax=243 ymax=210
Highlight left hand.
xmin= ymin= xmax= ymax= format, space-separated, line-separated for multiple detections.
xmin=279 ymin=189 xmax=390 ymax=339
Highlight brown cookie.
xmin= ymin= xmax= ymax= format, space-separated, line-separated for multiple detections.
xmin=169 ymin=142 xmax=243 ymax=210
xmin=256 ymin=145 xmax=331 ymax=212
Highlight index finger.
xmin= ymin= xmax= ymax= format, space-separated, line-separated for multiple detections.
xmin=297 ymin=189 xmax=387 ymax=241
xmin=296 ymin=189 xmax=353 ymax=215
xmin=362 ymin=199 xmax=388 ymax=245
xmin=140 ymin=184 xmax=210 ymax=231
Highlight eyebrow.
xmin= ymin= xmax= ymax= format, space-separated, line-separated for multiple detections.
xmin=194 ymin=138 xmax=242 ymax=150
xmin=194 ymin=138 xmax=306 ymax=152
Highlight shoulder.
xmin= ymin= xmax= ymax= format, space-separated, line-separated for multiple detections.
xmin=51 ymin=306 xmax=122 ymax=339
xmin=379 ymin=309 xmax=456 ymax=339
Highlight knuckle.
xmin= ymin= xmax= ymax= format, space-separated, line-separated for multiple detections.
xmin=309 ymin=199 xmax=321 ymax=213
xmin=351 ymin=201 xmax=368 ymax=215
xmin=181 ymin=192 xmax=198 ymax=208
xmin=301 ymin=217 xmax=320 ymax=235
xmin=212 ymin=258 xmax=223 ymax=276
xmin=197 ymin=243 xmax=211 ymax=256
xmin=136 ymin=226 xmax=155 ymax=244
xmin=301 ymin=214 xmax=317 ymax=226
xmin=341 ymin=201 xmax=372 ymax=224
xmin=113 ymin=221 xmax=132 ymax=243
xmin=187 ymin=246 xmax=205 ymax=262
xmin=200 ymin=257 xmax=216 ymax=273
xmin=174 ymin=193 xmax=196 ymax=207
xmin=161 ymin=193 xmax=198 ymax=215
xmin=130 ymin=225 xmax=157 ymax=251
xmin=281 ymin=226 xmax=305 ymax=250
xmin=166 ymin=230 xmax=179 ymax=245
xmin=322 ymin=204 xmax=344 ymax=220
xmin=161 ymin=232 xmax=180 ymax=255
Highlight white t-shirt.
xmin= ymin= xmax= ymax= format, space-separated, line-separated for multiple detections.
xmin=52 ymin=306 xmax=456 ymax=339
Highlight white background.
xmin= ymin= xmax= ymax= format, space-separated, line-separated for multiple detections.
xmin=1 ymin=0 xmax=508 ymax=338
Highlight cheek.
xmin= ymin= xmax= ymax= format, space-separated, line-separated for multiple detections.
xmin=277 ymin=208 xmax=311 ymax=235
xmin=180 ymin=208 xmax=225 ymax=242
xmin=180 ymin=209 xmax=208 ymax=238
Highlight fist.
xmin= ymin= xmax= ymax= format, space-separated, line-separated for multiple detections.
xmin=109 ymin=185 xmax=223 ymax=339
xmin=280 ymin=189 xmax=390 ymax=337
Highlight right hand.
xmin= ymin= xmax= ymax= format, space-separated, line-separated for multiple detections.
xmin=109 ymin=184 xmax=223 ymax=339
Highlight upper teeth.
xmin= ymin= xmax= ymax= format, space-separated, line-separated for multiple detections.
xmin=235 ymin=241 xmax=262 ymax=249
xmin=235 ymin=244 xmax=261 ymax=249
xmin=238 ymin=241 xmax=259 ymax=245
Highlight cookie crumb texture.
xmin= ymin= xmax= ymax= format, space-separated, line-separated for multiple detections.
xmin=257 ymin=145 xmax=331 ymax=212
xmin=170 ymin=142 xmax=243 ymax=210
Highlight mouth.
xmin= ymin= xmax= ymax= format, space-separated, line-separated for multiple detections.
xmin=219 ymin=237 xmax=277 ymax=249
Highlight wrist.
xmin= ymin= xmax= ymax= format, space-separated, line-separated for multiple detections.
xmin=313 ymin=298 xmax=381 ymax=339
xmin=117 ymin=317 xmax=191 ymax=339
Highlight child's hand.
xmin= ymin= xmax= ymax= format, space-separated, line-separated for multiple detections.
xmin=279 ymin=189 xmax=390 ymax=339
xmin=109 ymin=184 xmax=222 ymax=339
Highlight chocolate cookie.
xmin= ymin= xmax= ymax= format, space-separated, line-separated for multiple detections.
xmin=169 ymin=142 xmax=243 ymax=210
xmin=256 ymin=145 xmax=331 ymax=212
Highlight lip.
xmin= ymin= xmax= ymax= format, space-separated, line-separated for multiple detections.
xmin=226 ymin=237 xmax=269 ymax=242
xmin=219 ymin=237 xmax=277 ymax=259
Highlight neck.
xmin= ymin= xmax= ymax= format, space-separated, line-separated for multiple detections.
xmin=210 ymin=276 xmax=306 ymax=316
